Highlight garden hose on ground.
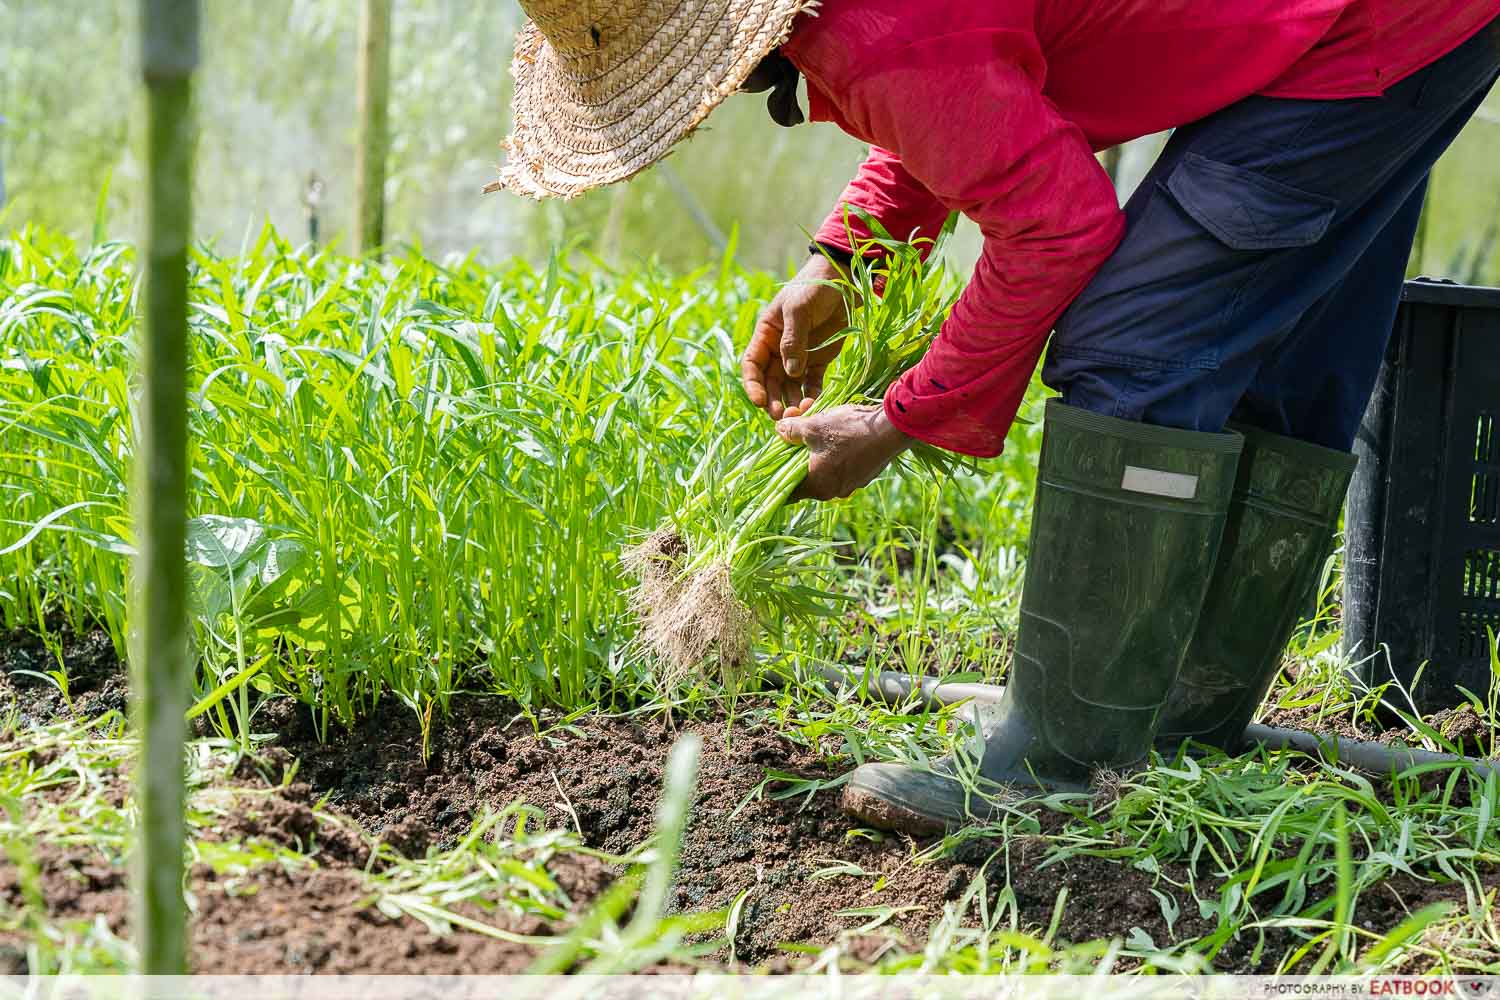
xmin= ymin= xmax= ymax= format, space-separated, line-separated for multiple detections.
xmin=766 ymin=664 xmax=1500 ymax=782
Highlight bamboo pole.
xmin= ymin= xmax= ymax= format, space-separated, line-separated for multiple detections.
xmin=136 ymin=0 xmax=198 ymax=975
xmin=356 ymin=0 xmax=392 ymax=255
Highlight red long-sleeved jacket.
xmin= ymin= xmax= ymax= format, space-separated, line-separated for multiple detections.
xmin=782 ymin=0 xmax=1500 ymax=456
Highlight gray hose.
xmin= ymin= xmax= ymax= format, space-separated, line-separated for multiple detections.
xmin=769 ymin=665 xmax=1500 ymax=781
xmin=761 ymin=663 xmax=1002 ymax=710
xmin=1241 ymin=722 xmax=1500 ymax=781
xmin=789 ymin=664 xmax=1006 ymax=708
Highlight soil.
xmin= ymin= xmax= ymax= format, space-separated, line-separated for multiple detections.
xmin=262 ymin=694 xmax=1294 ymax=970
xmin=0 ymin=622 xmax=127 ymax=727
xmin=1432 ymin=704 xmax=1495 ymax=756
xmin=2 ymin=837 xmax=615 ymax=974
xmin=0 ymin=625 xmax=1492 ymax=974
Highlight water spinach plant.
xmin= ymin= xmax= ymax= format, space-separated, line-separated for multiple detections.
xmin=0 ymin=227 xmax=769 ymax=734
xmin=0 ymin=225 xmax=973 ymax=736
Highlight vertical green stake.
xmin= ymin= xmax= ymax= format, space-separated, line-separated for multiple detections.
xmin=136 ymin=0 xmax=198 ymax=976
xmin=356 ymin=0 xmax=392 ymax=255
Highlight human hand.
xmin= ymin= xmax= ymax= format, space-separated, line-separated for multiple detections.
xmin=776 ymin=403 xmax=912 ymax=502
xmin=741 ymin=254 xmax=855 ymax=420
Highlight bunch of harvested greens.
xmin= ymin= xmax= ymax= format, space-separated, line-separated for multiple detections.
xmin=628 ymin=219 xmax=967 ymax=682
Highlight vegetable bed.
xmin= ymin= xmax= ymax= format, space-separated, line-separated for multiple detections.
xmin=3 ymin=232 xmax=1499 ymax=975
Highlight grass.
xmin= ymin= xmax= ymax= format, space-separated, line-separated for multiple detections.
xmin=1 ymin=227 xmax=1499 ymax=975
xmin=0 ymin=712 xmax=317 ymax=974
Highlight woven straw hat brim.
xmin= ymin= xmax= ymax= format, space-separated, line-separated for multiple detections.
xmin=495 ymin=1 xmax=816 ymax=200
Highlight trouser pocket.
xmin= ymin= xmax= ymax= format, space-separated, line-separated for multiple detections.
xmin=1163 ymin=152 xmax=1336 ymax=252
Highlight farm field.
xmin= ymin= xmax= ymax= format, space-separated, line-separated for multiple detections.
xmin=2 ymin=228 xmax=1500 ymax=976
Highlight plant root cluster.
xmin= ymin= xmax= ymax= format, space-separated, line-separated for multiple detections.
xmin=625 ymin=526 xmax=754 ymax=685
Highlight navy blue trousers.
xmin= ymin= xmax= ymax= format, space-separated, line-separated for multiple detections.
xmin=1043 ymin=19 xmax=1500 ymax=451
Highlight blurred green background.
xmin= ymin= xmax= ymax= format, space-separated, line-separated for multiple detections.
xmin=4 ymin=0 xmax=1499 ymax=280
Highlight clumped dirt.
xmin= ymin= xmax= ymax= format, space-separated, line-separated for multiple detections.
xmin=218 ymin=778 xmax=372 ymax=868
xmin=260 ymin=693 xmax=1301 ymax=971
xmin=1258 ymin=699 xmax=1458 ymax=748
xmin=1432 ymin=704 xmax=1495 ymax=756
xmin=211 ymin=687 xmax=1496 ymax=972
xmin=0 ymin=625 xmax=1492 ymax=973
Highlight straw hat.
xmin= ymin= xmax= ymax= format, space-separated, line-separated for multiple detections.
xmin=489 ymin=1 xmax=818 ymax=200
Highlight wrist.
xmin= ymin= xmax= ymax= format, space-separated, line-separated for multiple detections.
xmin=807 ymin=243 xmax=855 ymax=285
xmin=809 ymin=241 xmax=856 ymax=270
xmin=876 ymin=408 xmax=914 ymax=455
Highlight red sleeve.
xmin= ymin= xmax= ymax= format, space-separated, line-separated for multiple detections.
xmin=814 ymin=147 xmax=952 ymax=260
xmin=837 ymin=31 xmax=1127 ymax=457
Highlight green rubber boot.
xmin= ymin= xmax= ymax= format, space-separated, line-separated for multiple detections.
xmin=841 ymin=400 xmax=1243 ymax=835
xmin=1154 ymin=425 xmax=1357 ymax=753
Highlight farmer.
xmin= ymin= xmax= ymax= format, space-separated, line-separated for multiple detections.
xmin=496 ymin=1 xmax=1500 ymax=834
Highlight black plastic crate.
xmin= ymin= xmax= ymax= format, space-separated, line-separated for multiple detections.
xmin=1344 ymin=278 xmax=1500 ymax=711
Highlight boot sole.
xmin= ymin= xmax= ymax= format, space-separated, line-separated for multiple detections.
xmin=839 ymin=784 xmax=951 ymax=838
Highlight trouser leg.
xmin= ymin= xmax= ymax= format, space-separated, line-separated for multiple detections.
xmin=1228 ymin=183 xmax=1426 ymax=449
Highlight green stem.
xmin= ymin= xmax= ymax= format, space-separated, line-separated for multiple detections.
xmin=728 ymin=452 xmax=806 ymax=553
